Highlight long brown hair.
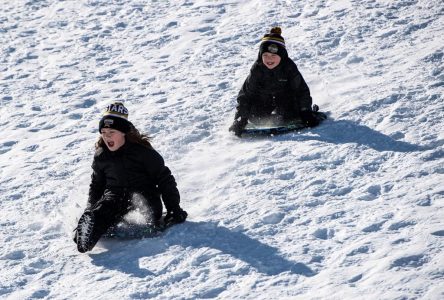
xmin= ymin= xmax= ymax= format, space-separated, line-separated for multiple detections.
xmin=96 ymin=123 xmax=153 ymax=150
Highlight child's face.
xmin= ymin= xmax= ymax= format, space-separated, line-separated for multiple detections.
xmin=101 ymin=128 xmax=126 ymax=151
xmin=262 ymin=52 xmax=281 ymax=69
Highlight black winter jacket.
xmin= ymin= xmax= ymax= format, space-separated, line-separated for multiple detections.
xmin=235 ymin=57 xmax=312 ymax=120
xmin=87 ymin=141 xmax=180 ymax=212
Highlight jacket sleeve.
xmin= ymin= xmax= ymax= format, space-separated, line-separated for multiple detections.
xmin=145 ymin=150 xmax=181 ymax=212
xmin=288 ymin=62 xmax=313 ymax=111
xmin=235 ymin=65 xmax=261 ymax=120
xmin=87 ymin=158 xmax=105 ymax=209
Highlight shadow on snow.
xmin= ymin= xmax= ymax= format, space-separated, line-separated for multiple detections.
xmin=89 ymin=221 xmax=315 ymax=278
xmin=267 ymin=119 xmax=427 ymax=152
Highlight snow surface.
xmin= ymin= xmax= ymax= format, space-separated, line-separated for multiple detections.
xmin=1 ymin=0 xmax=443 ymax=299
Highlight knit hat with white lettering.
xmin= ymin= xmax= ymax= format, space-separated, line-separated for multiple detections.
xmin=98 ymin=102 xmax=131 ymax=133
xmin=259 ymin=27 xmax=288 ymax=58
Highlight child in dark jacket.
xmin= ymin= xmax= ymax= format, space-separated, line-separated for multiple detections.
xmin=75 ymin=102 xmax=187 ymax=253
xmin=229 ymin=27 xmax=320 ymax=136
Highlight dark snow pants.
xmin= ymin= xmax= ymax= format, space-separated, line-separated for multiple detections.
xmin=76 ymin=189 xmax=163 ymax=250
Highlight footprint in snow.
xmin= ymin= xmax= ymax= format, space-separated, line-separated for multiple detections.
xmin=431 ymin=230 xmax=444 ymax=237
xmin=164 ymin=21 xmax=177 ymax=29
xmin=278 ymin=171 xmax=295 ymax=180
xmin=420 ymin=148 xmax=444 ymax=162
xmin=304 ymin=199 xmax=325 ymax=207
xmin=0 ymin=141 xmax=18 ymax=154
xmin=29 ymin=123 xmax=56 ymax=132
xmin=387 ymin=220 xmax=416 ymax=231
xmin=309 ymin=255 xmax=324 ymax=263
xmin=80 ymin=90 xmax=100 ymax=98
xmin=1 ymin=250 xmax=26 ymax=261
xmin=297 ymin=152 xmax=322 ymax=161
xmin=155 ymin=98 xmax=167 ymax=104
xmin=114 ymin=22 xmax=126 ymax=30
xmin=262 ymin=212 xmax=285 ymax=225
xmin=390 ymin=254 xmax=428 ymax=269
xmin=317 ymin=211 xmax=346 ymax=222
xmin=23 ymin=144 xmax=39 ymax=152
xmin=312 ymin=228 xmax=335 ymax=240
xmin=362 ymin=221 xmax=386 ymax=233
xmin=2 ymin=95 xmax=13 ymax=103
xmin=358 ymin=184 xmax=381 ymax=201
xmin=74 ymin=98 xmax=96 ymax=109
xmin=30 ymin=289 xmax=50 ymax=299
xmin=192 ymin=24 xmax=214 ymax=33
xmin=68 ymin=113 xmax=83 ymax=120
xmin=23 ymin=258 xmax=53 ymax=275
xmin=346 ymin=54 xmax=364 ymax=64
xmin=348 ymin=273 xmax=363 ymax=283
xmin=8 ymin=193 xmax=23 ymax=200
xmin=347 ymin=245 xmax=371 ymax=256
xmin=392 ymin=238 xmax=410 ymax=245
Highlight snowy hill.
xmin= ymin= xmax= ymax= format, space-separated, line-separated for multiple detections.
xmin=1 ymin=0 xmax=443 ymax=299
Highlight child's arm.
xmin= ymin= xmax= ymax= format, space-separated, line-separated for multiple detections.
xmin=156 ymin=164 xmax=181 ymax=211
xmin=288 ymin=63 xmax=313 ymax=111
xmin=235 ymin=67 xmax=261 ymax=120
xmin=87 ymin=160 xmax=106 ymax=209
xmin=146 ymin=150 xmax=187 ymax=223
xmin=235 ymin=78 xmax=253 ymax=120
xmin=145 ymin=150 xmax=181 ymax=212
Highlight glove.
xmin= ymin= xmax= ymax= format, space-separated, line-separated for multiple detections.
xmin=312 ymin=104 xmax=319 ymax=112
xmin=164 ymin=207 xmax=188 ymax=225
xmin=229 ymin=118 xmax=248 ymax=137
xmin=300 ymin=110 xmax=320 ymax=127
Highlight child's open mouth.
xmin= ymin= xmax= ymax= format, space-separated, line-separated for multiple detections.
xmin=107 ymin=141 xmax=115 ymax=147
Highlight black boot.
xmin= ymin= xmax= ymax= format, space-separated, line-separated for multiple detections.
xmin=76 ymin=211 xmax=95 ymax=253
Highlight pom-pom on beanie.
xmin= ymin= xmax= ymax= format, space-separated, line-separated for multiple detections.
xmin=259 ymin=27 xmax=288 ymax=58
xmin=98 ymin=101 xmax=131 ymax=133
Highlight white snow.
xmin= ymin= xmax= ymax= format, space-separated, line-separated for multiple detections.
xmin=1 ymin=0 xmax=443 ymax=299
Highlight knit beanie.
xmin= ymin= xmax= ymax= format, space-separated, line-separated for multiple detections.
xmin=98 ymin=101 xmax=131 ymax=133
xmin=259 ymin=27 xmax=288 ymax=58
